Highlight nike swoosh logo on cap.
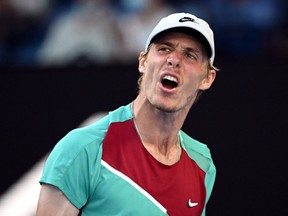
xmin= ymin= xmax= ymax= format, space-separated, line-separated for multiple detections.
xmin=187 ymin=199 xmax=198 ymax=208
xmin=179 ymin=17 xmax=198 ymax=23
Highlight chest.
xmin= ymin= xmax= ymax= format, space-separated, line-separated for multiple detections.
xmin=96 ymin=120 xmax=206 ymax=216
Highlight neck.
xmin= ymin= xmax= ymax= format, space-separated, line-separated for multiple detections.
xmin=132 ymin=98 xmax=185 ymax=165
xmin=133 ymin=116 xmax=181 ymax=165
xmin=132 ymin=95 xmax=189 ymax=137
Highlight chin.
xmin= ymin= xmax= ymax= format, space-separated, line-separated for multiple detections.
xmin=154 ymin=102 xmax=179 ymax=113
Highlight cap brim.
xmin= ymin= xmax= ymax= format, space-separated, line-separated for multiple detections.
xmin=150 ymin=27 xmax=212 ymax=59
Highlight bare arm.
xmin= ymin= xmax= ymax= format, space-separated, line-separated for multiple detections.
xmin=36 ymin=184 xmax=79 ymax=216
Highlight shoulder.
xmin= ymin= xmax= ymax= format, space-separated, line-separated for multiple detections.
xmin=180 ymin=131 xmax=215 ymax=173
xmin=52 ymin=104 xmax=133 ymax=156
xmin=40 ymin=104 xmax=134 ymax=206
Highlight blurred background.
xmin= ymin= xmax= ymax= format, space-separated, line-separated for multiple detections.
xmin=0 ymin=0 xmax=287 ymax=67
xmin=0 ymin=0 xmax=287 ymax=215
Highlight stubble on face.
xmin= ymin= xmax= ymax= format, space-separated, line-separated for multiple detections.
xmin=139 ymin=57 xmax=196 ymax=115
xmin=138 ymin=32 xmax=212 ymax=115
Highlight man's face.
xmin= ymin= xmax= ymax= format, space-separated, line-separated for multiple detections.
xmin=138 ymin=31 xmax=216 ymax=113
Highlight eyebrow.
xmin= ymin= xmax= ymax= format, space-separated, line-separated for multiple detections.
xmin=154 ymin=41 xmax=173 ymax=47
xmin=157 ymin=39 xmax=200 ymax=50
xmin=183 ymin=47 xmax=202 ymax=55
xmin=156 ymin=41 xmax=202 ymax=55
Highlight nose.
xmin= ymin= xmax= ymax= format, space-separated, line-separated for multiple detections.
xmin=167 ymin=52 xmax=181 ymax=68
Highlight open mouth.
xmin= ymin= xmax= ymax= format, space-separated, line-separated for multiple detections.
xmin=161 ymin=75 xmax=178 ymax=89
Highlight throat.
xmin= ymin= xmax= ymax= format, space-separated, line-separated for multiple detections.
xmin=145 ymin=142 xmax=182 ymax=166
xmin=133 ymin=118 xmax=181 ymax=165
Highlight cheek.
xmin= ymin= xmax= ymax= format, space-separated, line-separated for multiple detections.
xmin=142 ymin=66 xmax=155 ymax=90
xmin=141 ymin=54 xmax=167 ymax=88
xmin=143 ymin=61 xmax=158 ymax=82
xmin=190 ymin=67 xmax=209 ymax=88
xmin=187 ymin=73 xmax=203 ymax=89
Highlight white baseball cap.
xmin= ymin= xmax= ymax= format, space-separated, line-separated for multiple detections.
xmin=145 ymin=13 xmax=215 ymax=64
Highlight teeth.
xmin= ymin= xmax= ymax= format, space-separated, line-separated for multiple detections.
xmin=163 ymin=75 xmax=178 ymax=83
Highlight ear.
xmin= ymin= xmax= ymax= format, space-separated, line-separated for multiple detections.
xmin=199 ymin=69 xmax=216 ymax=90
xmin=138 ymin=51 xmax=147 ymax=73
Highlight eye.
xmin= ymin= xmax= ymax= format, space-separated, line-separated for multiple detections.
xmin=159 ymin=47 xmax=170 ymax=52
xmin=157 ymin=45 xmax=172 ymax=53
xmin=185 ymin=52 xmax=197 ymax=60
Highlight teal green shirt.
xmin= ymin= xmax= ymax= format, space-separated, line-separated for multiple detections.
xmin=40 ymin=103 xmax=216 ymax=215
